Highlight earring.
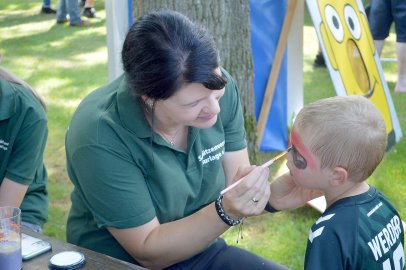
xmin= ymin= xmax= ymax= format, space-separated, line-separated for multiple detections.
xmin=147 ymin=101 xmax=154 ymax=108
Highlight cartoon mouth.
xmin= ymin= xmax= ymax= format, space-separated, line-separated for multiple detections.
xmin=347 ymin=39 xmax=374 ymax=97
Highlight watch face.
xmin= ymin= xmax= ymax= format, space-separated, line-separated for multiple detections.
xmin=48 ymin=251 xmax=86 ymax=269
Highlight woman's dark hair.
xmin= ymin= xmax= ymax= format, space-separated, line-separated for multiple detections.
xmin=122 ymin=9 xmax=227 ymax=100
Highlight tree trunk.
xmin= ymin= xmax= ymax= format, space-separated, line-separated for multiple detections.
xmin=133 ymin=0 xmax=258 ymax=162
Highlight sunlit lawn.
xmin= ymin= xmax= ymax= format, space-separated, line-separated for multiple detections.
xmin=1 ymin=1 xmax=405 ymax=269
xmin=0 ymin=0 xmax=108 ymax=239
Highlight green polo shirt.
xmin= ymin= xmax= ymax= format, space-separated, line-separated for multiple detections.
xmin=65 ymin=69 xmax=247 ymax=263
xmin=0 ymin=78 xmax=48 ymax=227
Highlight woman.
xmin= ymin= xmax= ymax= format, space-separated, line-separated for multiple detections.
xmin=0 ymin=66 xmax=48 ymax=233
xmin=65 ymin=9 xmax=316 ymax=269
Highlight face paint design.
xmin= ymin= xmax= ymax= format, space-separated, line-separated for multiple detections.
xmin=290 ymin=129 xmax=318 ymax=170
xmin=289 ymin=145 xmax=307 ymax=169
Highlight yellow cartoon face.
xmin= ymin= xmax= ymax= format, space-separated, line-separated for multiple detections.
xmin=317 ymin=0 xmax=393 ymax=136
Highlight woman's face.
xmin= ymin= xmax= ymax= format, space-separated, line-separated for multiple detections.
xmin=160 ymin=83 xmax=225 ymax=129
xmin=155 ymin=69 xmax=225 ymax=129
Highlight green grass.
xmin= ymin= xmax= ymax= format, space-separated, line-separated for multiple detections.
xmin=0 ymin=0 xmax=108 ymax=240
xmin=1 ymin=2 xmax=405 ymax=269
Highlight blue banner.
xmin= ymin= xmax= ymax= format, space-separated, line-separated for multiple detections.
xmin=250 ymin=0 xmax=288 ymax=152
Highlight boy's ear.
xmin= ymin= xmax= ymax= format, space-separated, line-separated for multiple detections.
xmin=330 ymin=167 xmax=348 ymax=187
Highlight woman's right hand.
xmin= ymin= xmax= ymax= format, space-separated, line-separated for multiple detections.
xmin=220 ymin=165 xmax=271 ymax=220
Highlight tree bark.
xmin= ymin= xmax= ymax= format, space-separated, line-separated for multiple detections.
xmin=132 ymin=0 xmax=258 ymax=162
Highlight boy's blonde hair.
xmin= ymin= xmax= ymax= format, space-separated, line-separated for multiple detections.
xmin=294 ymin=95 xmax=387 ymax=182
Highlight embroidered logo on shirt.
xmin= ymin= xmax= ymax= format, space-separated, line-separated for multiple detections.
xmin=308 ymin=213 xmax=335 ymax=243
xmin=198 ymin=141 xmax=225 ymax=165
xmin=0 ymin=139 xmax=9 ymax=151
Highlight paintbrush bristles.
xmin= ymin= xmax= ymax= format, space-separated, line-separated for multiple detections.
xmin=261 ymin=147 xmax=290 ymax=168
xmin=220 ymin=148 xmax=290 ymax=195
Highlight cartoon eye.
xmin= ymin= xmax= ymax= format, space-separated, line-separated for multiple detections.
xmin=344 ymin=5 xmax=361 ymax=40
xmin=324 ymin=5 xmax=344 ymax=42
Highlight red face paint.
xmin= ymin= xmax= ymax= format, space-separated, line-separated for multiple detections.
xmin=290 ymin=129 xmax=318 ymax=170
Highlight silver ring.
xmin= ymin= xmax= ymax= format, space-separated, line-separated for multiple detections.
xmin=251 ymin=197 xmax=259 ymax=203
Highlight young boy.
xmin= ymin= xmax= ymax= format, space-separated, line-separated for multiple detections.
xmin=286 ymin=95 xmax=405 ymax=269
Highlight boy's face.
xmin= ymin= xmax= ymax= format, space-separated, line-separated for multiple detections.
xmin=287 ymin=127 xmax=330 ymax=189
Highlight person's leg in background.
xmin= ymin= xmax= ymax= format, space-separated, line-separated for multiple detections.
xmin=41 ymin=0 xmax=56 ymax=14
xmin=364 ymin=0 xmax=371 ymax=19
xmin=368 ymin=0 xmax=406 ymax=92
xmin=56 ymin=0 xmax=90 ymax=26
xmin=369 ymin=0 xmax=392 ymax=56
xmin=56 ymin=0 xmax=68 ymax=23
xmin=313 ymin=45 xmax=326 ymax=68
xmin=82 ymin=0 xmax=97 ymax=18
xmin=393 ymin=0 xmax=406 ymax=92
xmin=395 ymin=42 xmax=406 ymax=92
xmin=65 ymin=0 xmax=85 ymax=25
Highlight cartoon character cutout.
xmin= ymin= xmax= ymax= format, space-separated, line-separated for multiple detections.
xmin=307 ymin=0 xmax=402 ymax=148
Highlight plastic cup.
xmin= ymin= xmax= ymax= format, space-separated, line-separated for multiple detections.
xmin=0 ymin=207 xmax=22 ymax=270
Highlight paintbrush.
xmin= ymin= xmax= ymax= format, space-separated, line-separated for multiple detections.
xmin=220 ymin=148 xmax=290 ymax=195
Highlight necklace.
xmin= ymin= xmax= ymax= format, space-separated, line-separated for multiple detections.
xmin=157 ymin=126 xmax=183 ymax=147
xmin=143 ymin=100 xmax=183 ymax=147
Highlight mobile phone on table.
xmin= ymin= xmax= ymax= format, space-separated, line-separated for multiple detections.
xmin=21 ymin=233 xmax=52 ymax=260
